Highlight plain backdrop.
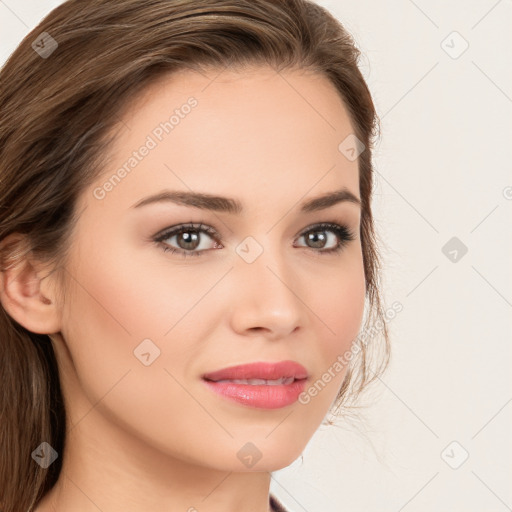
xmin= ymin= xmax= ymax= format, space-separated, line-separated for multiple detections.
xmin=1 ymin=1 xmax=511 ymax=511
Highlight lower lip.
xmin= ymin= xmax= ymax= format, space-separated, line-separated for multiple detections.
xmin=202 ymin=378 xmax=307 ymax=409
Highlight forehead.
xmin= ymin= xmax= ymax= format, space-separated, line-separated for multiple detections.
xmin=83 ymin=65 xmax=360 ymax=216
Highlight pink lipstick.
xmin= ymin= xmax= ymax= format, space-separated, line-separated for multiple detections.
xmin=202 ymin=360 xmax=308 ymax=409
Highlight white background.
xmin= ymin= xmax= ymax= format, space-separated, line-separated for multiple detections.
xmin=1 ymin=1 xmax=511 ymax=511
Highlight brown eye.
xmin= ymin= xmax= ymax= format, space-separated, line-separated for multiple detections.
xmin=304 ymin=230 xmax=329 ymax=249
xmin=154 ymin=222 xmax=221 ymax=257
xmin=174 ymin=230 xmax=201 ymax=250
xmin=296 ymin=223 xmax=356 ymax=254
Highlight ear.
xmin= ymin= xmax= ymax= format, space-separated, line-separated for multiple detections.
xmin=0 ymin=233 xmax=61 ymax=335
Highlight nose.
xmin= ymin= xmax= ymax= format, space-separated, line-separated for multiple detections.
xmin=228 ymin=242 xmax=305 ymax=340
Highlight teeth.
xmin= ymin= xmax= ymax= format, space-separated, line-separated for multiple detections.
xmin=215 ymin=377 xmax=295 ymax=385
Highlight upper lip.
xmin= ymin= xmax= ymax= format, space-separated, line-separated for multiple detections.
xmin=202 ymin=360 xmax=308 ymax=381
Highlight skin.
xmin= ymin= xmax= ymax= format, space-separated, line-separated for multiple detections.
xmin=1 ymin=66 xmax=365 ymax=512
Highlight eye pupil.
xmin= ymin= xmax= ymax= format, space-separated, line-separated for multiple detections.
xmin=307 ymin=231 xmax=327 ymax=248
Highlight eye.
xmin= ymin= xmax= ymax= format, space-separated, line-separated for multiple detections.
xmin=295 ymin=222 xmax=356 ymax=255
xmin=152 ymin=221 xmax=356 ymax=258
xmin=153 ymin=222 xmax=221 ymax=258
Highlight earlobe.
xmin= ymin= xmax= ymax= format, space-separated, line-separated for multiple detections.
xmin=0 ymin=239 xmax=61 ymax=335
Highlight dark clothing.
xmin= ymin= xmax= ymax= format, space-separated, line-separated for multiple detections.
xmin=270 ymin=494 xmax=289 ymax=512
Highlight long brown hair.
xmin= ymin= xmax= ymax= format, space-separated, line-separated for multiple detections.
xmin=0 ymin=1 xmax=390 ymax=510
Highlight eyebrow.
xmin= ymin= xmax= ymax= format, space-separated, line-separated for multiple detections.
xmin=131 ymin=187 xmax=361 ymax=213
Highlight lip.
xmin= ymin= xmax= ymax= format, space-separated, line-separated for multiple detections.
xmin=201 ymin=360 xmax=309 ymax=409
xmin=202 ymin=360 xmax=308 ymax=381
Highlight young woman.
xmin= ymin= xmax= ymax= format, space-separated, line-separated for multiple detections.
xmin=0 ymin=1 xmax=390 ymax=510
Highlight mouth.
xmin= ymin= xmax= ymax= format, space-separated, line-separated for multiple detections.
xmin=201 ymin=360 xmax=309 ymax=409
xmin=205 ymin=377 xmax=297 ymax=385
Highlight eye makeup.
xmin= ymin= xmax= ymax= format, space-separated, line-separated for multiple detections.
xmin=151 ymin=220 xmax=357 ymax=258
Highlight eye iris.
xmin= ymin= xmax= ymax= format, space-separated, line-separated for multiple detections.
xmin=307 ymin=230 xmax=327 ymax=249
xmin=178 ymin=230 xmax=200 ymax=250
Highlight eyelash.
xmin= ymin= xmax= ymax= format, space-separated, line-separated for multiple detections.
xmin=152 ymin=221 xmax=356 ymax=258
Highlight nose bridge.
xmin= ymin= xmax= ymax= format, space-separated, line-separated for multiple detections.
xmin=235 ymin=233 xmax=291 ymax=291
xmin=230 ymin=233 xmax=304 ymax=333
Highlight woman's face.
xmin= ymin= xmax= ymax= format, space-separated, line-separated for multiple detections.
xmin=55 ymin=65 xmax=366 ymax=471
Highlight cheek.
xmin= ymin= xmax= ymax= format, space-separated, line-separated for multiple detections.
xmin=315 ymin=252 xmax=366 ymax=353
xmin=302 ymin=253 xmax=366 ymax=405
xmin=64 ymin=233 xmax=217 ymax=353
xmin=60 ymin=255 xmax=215 ymax=461
xmin=325 ymin=278 xmax=365 ymax=351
